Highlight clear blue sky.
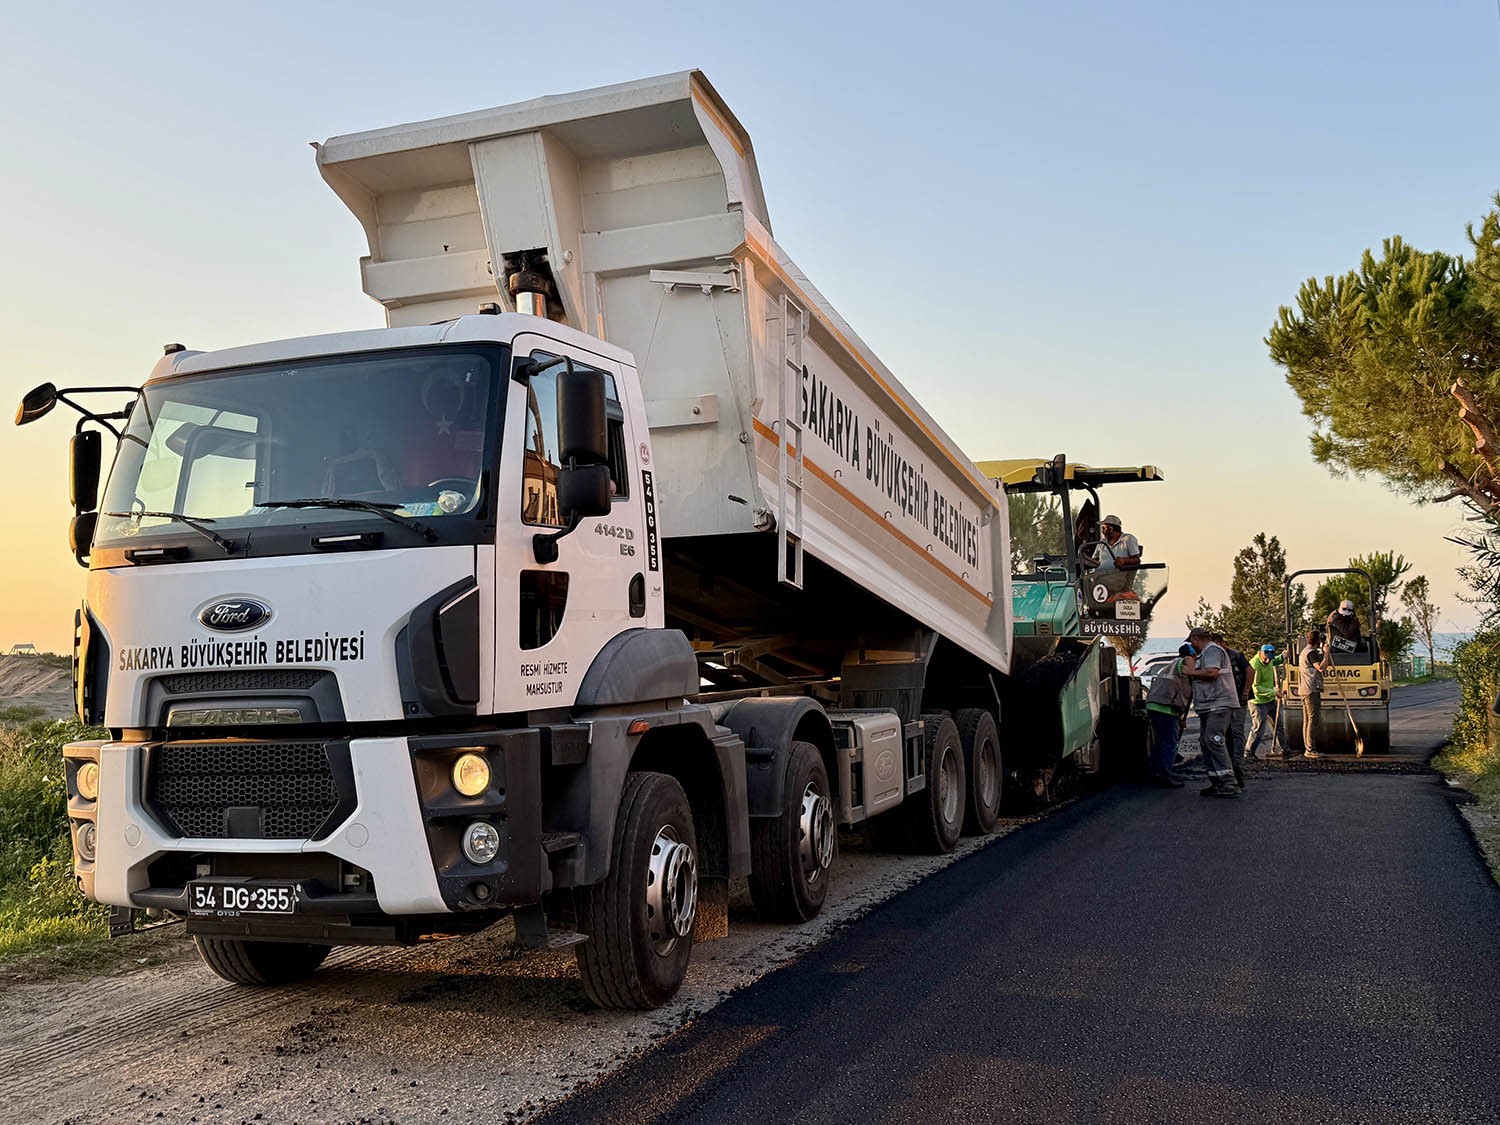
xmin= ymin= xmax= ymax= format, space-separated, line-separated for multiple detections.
xmin=3 ymin=0 xmax=1498 ymax=650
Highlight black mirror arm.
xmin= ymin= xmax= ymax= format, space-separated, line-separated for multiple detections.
xmin=56 ymin=387 xmax=138 ymax=437
xmin=532 ymin=514 xmax=581 ymax=564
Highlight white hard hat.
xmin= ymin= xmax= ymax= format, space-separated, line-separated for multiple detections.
xmin=1338 ymin=599 xmax=1355 ymax=615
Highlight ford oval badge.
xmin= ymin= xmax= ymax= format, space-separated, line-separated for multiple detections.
xmin=197 ymin=597 xmax=272 ymax=632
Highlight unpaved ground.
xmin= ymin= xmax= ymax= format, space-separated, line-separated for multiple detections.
xmin=0 ymin=819 xmax=1039 ymax=1125
xmin=0 ymin=653 xmax=72 ymax=718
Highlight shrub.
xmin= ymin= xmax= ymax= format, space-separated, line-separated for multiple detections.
xmin=1443 ymin=631 xmax=1500 ymax=799
xmin=0 ymin=712 xmax=109 ymax=958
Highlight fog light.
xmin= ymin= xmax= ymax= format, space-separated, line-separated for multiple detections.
xmin=462 ymin=820 xmax=501 ymax=864
xmin=451 ymin=753 xmax=491 ymax=797
xmin=76 ymin=761 xmax=99 ymax=801
xmin=76 ymin=821 xmax=97 ymax=862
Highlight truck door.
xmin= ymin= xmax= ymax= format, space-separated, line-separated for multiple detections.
xmin=495 ymin=336 xmax=649 ymax=712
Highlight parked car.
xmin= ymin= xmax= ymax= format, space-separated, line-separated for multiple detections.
xmin=1137 ymin=653 xmax=1178 ymax=693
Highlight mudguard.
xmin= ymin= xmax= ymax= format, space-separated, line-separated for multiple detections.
xmin=576 ymin=628 xmax=698 ymax=706
xmin=718 ymin=696 xmax=835 ymax=817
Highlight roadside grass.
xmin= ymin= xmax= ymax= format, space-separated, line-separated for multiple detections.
xmin=1394 ymin=664 xmax=1456 ymax=688
xmin=0 ymin=707 xmax=111 ymax=966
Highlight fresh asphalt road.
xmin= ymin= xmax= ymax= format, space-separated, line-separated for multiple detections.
xmin=537 ymin=681 xmax=1500 ymax=1124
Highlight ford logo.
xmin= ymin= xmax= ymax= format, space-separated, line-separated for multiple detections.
xmin=197 ymin=597 xmax=272 ymax=632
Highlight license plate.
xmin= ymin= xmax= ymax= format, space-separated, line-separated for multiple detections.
xmin=187 ymin=881 xmax=298 ymax=917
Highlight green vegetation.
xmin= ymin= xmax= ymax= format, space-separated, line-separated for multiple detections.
xmin=1435 ymin=633 xmax=1500 ymax=880
xmin=1268 ymin=194 xmax=1500 ymax=781
xmin=1267 ymin=202 xmax=1500 ymax=506
xmin=0 ymin=706 xmax=109 ymax=963
xmin=1007 ymin=492 xmax=1066 ymax=573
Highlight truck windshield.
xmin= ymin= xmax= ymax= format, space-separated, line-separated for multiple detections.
xmin=96 ymin=346 xmax=504 ymax=554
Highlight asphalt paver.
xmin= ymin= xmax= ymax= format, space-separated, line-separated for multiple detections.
xmin=538 ymin=686 xmax=1500 ymax=1124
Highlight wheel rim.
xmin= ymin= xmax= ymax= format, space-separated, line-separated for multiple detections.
xmin=977 ymin=741 xmax=999 ymax=810
xmin=798 ymin=782 xmax=835 ymax=883
xmin=939 ymin=747 xmax=961 ymax=825
xmin=645 ymin=825 xmax=697 ymax=955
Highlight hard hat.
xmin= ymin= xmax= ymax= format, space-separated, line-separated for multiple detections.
xmin=1338 ymin=599 xmax=1355 ymax=615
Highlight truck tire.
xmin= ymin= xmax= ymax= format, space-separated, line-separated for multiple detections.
xmin=956 ymin=708 xmax=1001 ymax=835
xmin=748 ymin=741 xmax=835 ymax=923
xmin=575 ymin=771 xmax=698 ymax=1010
xmin=192 ymin=937 xmax=330 ymax=985
xmin=904 ymin=714 xmax=966 ymax=854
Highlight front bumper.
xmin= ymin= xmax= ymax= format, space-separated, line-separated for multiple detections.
xmin=64 ymin=730 xmax=546 ymax=918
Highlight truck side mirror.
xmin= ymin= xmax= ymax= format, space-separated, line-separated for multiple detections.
xmin=557 ymin=368 xmax=608 ymax=466
xmin=71 ymin=430 xmax=101 ymax=512
xmin=69 ymin=511 xmax=97 ymax=568
xmin=559 ymin=463 xmax=612 ymax=521
xmin=15 ymin=382 xmax=58 ymax=426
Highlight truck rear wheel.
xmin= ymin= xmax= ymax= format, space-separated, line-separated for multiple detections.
xmin=956 ymin=708 xmax=1001 ymax=835
xmin=575 ymin=771 xmax=698 ymax=1010
xmin=193 ymin=936 xmax=331 ymax=986
xmin=904 ymin=714 xmax=966 ymax=854
xmin=749 ymin=741 xmax=835 ymax=923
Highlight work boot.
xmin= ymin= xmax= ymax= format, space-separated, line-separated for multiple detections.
xmin=1303 ymin=749 xmax=1320 ymax=760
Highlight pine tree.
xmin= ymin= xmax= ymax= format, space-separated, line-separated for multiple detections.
xmin=1190 ymin=532 xmax=1306 ymax=651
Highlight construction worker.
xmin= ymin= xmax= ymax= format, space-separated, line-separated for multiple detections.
xmin=1211 ymin=632 xmax=1252 ymax=787
xmin=1327 ymin=599 xmax=1362 ymax=646
xmin=1245 ymin=643 xmax=1286 ymax=761
xmin=1185 ymin=627 xmax=1240 ymax=798
xmin=1299 ymin=633 xmax=1327 ymax=759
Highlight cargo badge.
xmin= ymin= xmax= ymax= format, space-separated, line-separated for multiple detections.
xmin=196 ymin=597 xmax=272 ymax=632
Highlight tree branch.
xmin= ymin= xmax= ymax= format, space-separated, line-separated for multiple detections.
xmin=1439 ymin=461 xmax=1500 ymax=514
xmin=1452 ymin=378 xmax=1500 ymax=486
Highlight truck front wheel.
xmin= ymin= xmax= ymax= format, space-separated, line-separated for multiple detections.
xmin=576 ymin=771 xmax=698 ymax=1009
xmin=957 ymin=709 xmax=1002 ymax=835
xmin=749 ymin=741 xmax=835 ymax=922
xmin=905 ymin=714 xmax=967 ymax=854
xmin=192 ymin=936 xmax=331 ymax=986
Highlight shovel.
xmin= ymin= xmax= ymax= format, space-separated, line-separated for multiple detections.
xmin=1339 ymin=689 xmax=1366 ymax=757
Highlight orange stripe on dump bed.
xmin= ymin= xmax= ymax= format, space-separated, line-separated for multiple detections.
xmin=752 ymin=418 xmax=993 ymax=607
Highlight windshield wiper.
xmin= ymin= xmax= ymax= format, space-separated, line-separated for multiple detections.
xmin=257 ymin=498 xmax=438 ymax=542
xmin=103 ymin=511 xmax=237 ymax=554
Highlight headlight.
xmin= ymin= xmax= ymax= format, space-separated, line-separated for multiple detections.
xmin=76 ymin=821 xmax=97 ymax=862
xmin=451 ymin=753 xmax=491 ymax=797
xmin=76 ymin=761 xmax=100 ymax=801
xmin=462 ymin=820 xmax=501 ymax=864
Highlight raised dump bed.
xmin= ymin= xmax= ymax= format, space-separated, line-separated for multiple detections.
xmin=317 ymin=71 xmax=1011 ymax=685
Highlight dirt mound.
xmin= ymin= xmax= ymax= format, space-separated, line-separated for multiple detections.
xmin=0 ymin=655 xmax=73 ymax=719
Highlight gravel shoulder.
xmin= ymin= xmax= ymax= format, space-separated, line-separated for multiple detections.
xmin=1 ymin=819 xmax=1039 ymax=1125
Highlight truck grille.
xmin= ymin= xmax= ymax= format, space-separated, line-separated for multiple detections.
xmin=147 ymin=741 xmax=342 ymax=839
xmin=156 ymin=669 xmax=328 ymax=693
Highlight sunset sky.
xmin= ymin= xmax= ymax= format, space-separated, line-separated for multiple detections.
xmin=3 ymin=0 xmax=1497 ymax=654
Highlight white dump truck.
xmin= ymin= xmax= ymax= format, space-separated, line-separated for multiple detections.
xmin=20 ymin=72 xmax=1022 ymax=1009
